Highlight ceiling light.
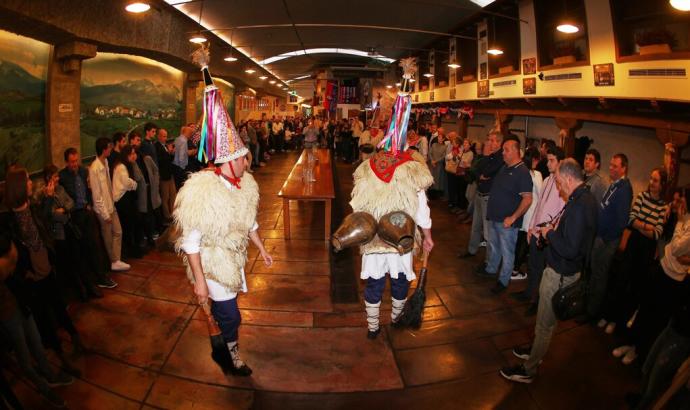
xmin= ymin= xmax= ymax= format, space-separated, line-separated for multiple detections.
xmin=269 ymin=80 xmax=276 ymax=84
xmin=189 ymin=35 xmax=207 ymax=44
xmin=448 ymin=63 xmax=461 ymax=69
xmin=293 ymin=74 xmax=311 ymax=80
xmin=224 ymin=56 xmax=238 ymax=62
xmin=386 ymin=85 xmax=392 ymax=89
xmin=487 ymin=48 xmax=504 ymax=55
xmin=670 ymin=0 xmax=690 ymax=10
xmin=244 ymin=69 xmax=256 ymax=74
xmin=259 ymin=76 xmax=268 ymax=80
xmin=409 ymin=78 xmax=416 ymax=83
xmin=423 ymin=73 xmax=434 ymax=78
xmin=557 ymin=23 xmax=579 ymax=33
xmin=125 ymin=2 xmax=150 ymax=13
xmin=259 ymin=48 xmax=395 ymax=65
xmin=470 ymin=0 xmax=496 ymax=6
xmin=395 ymin=82 xmax=401 ymax=87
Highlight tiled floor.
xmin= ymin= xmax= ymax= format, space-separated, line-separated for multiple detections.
xmin=7 ymin=151 xmax=640 ymax=409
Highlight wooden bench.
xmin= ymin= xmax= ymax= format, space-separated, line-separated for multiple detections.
xmin=278 ymin=149 xmax=335 ymax=240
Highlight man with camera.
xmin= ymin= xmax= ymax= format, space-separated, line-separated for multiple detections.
xmin=511 ymin=146 xmax=565 ymax=315
xmin=500 ymin=158 xmax=598 ymax=383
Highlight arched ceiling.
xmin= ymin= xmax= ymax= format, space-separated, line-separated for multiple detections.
xmin=165 ymin=0 xmax=499 ymax=98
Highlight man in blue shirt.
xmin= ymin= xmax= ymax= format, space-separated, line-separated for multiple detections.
xmin=173 ymin=125 xmax=196 ymax=188
xmin=582 ymin=153 xmax=633 ymax=323
xmin=481 ymin=137 xmax=533 ymax=294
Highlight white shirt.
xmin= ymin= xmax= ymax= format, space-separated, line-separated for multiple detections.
xmin=521 ymin=170 xmax=543 ymax=232
xmin=88 ymin=157 xmax=114 ymax=220
xmin=361 ymin=190 xmax=432 ymax=281
xmin=112 ymin=163 xmax=137 ymax=202
xmin=661 ymin=214 xmax=690 ymax=282
xmin=180 ymin=177 xmax=260 ymax=301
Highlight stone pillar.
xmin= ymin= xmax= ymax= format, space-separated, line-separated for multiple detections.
xmin=46 ymin=41 xmax=96 ymax=164
xmin=184 ymin=72 xmax=202 ymax=125
xmin=458 ymin=116 xmax=469 ymax=139
xmin=427 ymin=49 xmax=435 ymax=91
xmin=554 ymin=117 xmax=579 ymax=157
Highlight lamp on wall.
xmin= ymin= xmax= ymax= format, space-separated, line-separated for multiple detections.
xmin=556 ymin=0 xmax=580 ymax=33
xmin=125 ymin=2 xmax=150 ymax=13
xmin=487 ymin=17 xmax=504 ymax=55
xmin=670 ymin=0 xmax=690 ymax=10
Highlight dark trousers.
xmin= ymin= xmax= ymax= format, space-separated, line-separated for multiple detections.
xmin=514 ymin=230 xmax=529 ymax=272
xmin=604 ymin=231 xmax=657 ymax=325
xmin=447 ymin=173 xmax=462 ymax=208
xmin=116 ymin=192 xmax=140 ymax=258
xmin=54 ymin=236 xmax=95 ymax=299
xmin=364 ymin=274 xmax=410 ymax=303
xmin=70 ymin=209 xmax=107 ymax=283
xmin=526 ymin=237 xmax=546 ymax=300
xmin=29 ymin=274 xmax=78 ymax=354
xmin=627 ymin=265 xmax=686 ymax=360
xmin=211 ymin=298 xmax=241 ymax=343
xmin=172 ymin=165 xmax=187 ymax=190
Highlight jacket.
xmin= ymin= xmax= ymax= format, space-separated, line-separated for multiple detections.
xmin=58 ymin=166 xmax=91 ymax=209
xmin=88 ymin=157 xmax=114 ymax=220
xmin=545 ymin=184 xmax=598 ymax=276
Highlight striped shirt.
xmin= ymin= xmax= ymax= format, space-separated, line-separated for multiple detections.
xmin=628 ymin=191 xmax=668 ymax=240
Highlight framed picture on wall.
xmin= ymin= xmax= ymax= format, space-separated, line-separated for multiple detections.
xmin=522 ymin=57 xmax=536 ymax=75
xmin=480 ymin=62 xmax=488 ymax=80
xmin=523 ymin=77 xmax=536 ymax=95
xmin=477 ymin=80 xmax=489 ymax=98
xmin=594 ymin=63 xmax=615 ymax=86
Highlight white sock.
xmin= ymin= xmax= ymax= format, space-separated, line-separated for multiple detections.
xmin=226 ymin=341 xmax=245 ymax=368
xmin=365 ymin=301 xmax=381 ymax=332
xmin=391 ymin=297 xmax=407 ymax=322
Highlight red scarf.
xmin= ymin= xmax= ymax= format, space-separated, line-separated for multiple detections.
xmin=214 ymin=164 xmax=241 ymax=189
xmin=369 ymin=150 xmax=414 ymax=183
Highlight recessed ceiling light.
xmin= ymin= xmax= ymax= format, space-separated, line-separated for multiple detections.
xmin=557 ymin=23 xmax=579 ymax=33
xmin=670 ymin=0 xmax=690 ymax=11
xmin=487 ymin=48 xmax=504 ymax=55
xmin=224 ymin=56 xmax=238 ymax=62
xmin=409 ymin=78 xmax=416 ymax=83
xmin=189 ymin=35 xmax=207 ymax=44
xmin=259 ymin=76 xmax=268 ymax=80
xmin=423 ymin=73 xmax=434 ymax=78
xmin=125 ymin=2 xmax=150 ymax=13
xmin=395 ymin=82 xmax=401 ymax=87
xmin=269 ymin=80 xmax=276 ymax=84
xmin=386 ymin=85 xmax=392 ymax=89
xmin=448 ymin=63 xmax=461 ymax=69
xmin=245 ymin=69 xmax=256 ymax=74
xmin=470 ymin=0 xmax=496 ymax=6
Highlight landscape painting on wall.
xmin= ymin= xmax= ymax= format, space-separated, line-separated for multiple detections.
xmin=0 ymin=29 xmax=49 ymax=179
xmin=81 ymin=53 xmax=183 ymax=157
xmin=195 ymin=77 xmax=236 ymax=124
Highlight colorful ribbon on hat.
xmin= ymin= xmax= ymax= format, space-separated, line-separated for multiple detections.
xmin=377 ymin=93 xmax=412 ymax=157
xmin=198 ymin=87 xmax=222 ymax=163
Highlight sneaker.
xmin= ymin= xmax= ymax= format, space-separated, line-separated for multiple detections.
xmin=111 ymin=260 xmax=130 ymax=272
xmin=605 ymin=322 xmax=616 ymax=334
xmin=479 ymin=241 xmax=487 ymax=248
xmin=96 ymin=277 xmax=118 ymax=289
xmin=367 ymin=328 xmax=381 ymax=340
xmin=46 ymin=371 xmax=74 ymax=387
xmin=512 ymin=345 xmax=532 ymax=360
xmin=474 ymin=265 xmax=495 ymax=278
xmin=622 ymin=347 xmax=637 ymax=365
xmin=597 ymin=319 xmax=608 ymax=328
xmin=613 ymin=345 xmax=632 ymax=358
xmin=511 ymin=270 xmax=527 ymax=280
xmin=500 ymin=364 xmax=534 ymax=384
xmin=490 ymin=282 xmax=507 ymax=294
xmin=38 ymin=385 xmax=66 ymax=408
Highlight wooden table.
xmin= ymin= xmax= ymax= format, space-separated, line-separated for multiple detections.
xmin=278 ymin=149 xmax=335 ymax=240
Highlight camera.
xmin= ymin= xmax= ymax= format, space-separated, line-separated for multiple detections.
xmin=535 ymin=221 xmax=552 ymax=250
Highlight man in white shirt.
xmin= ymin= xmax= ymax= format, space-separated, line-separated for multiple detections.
xmin=88 ymin=137 xmax=130 ymax=273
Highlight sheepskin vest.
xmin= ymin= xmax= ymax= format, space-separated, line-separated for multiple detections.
xmin=350 ymin=150 xmax=433 ymax=254
xmin=173 ymin=170 xmax=259 ymax=292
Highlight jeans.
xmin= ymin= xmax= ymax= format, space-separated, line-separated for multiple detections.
xmin=486 ymin=220 xmax=519 ymax=287
xmin=211 ymin=298 xmax=241 ymax=343
xmin=637 ymin=324 xmax=690 ymax=409
xmin=585 ymin=236 xmax=620 ymax=318
xmin=525 ymin=266 xmax=580 ymax=375
xmin=364 ymin=275 xmax=410 ymax=303
xmin=467 ymin=194 xmax=489 ymax=255
xmin=0 ymin=309 xmax=55 ymax=392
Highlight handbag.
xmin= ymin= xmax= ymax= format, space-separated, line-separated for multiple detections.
xmin=445 ymin=156 xmax=460 ymax=174
xmin=552 ymin=274 xmax=587 ymax=321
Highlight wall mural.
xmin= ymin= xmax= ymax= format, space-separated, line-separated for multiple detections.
xmin=195 ymin=77 xmax=235 ymax=124
xmin=0 ymin=30 xmax=49 ymax=179
xmin=80 ymin=53 xmax=183 ymax=157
